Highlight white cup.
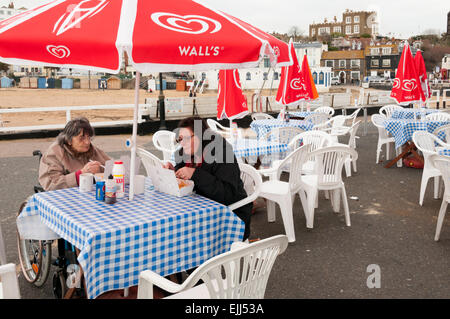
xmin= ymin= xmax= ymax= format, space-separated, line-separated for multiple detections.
xmin=79 ymin=173 xmax=94 ymax=192
xmin=134 ymin=175 xmax=146 ymax=195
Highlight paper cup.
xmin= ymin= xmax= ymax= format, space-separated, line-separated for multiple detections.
xmin=134 ymin=175 xmax=146 ymax=194
xmin=79 ymin=173 xmax=94 ymax=192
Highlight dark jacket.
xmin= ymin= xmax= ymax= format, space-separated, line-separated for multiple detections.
xmin=174 ymin=132 xmax=252 ymax=240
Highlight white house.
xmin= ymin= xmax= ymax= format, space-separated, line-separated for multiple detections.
xmin=0 ymin=5 xmax=26 ymax=21
xmin=442 ymin=54 xmax=450 ymax=71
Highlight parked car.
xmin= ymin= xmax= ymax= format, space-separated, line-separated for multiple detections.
xmin=331 ymin=76 xmax=340 ymax=85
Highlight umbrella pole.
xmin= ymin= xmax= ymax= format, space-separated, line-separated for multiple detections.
xmin=158 ymin=73 xmax=167 ymax=130
xmin=129 ymin=71 xmax=141 ymax=201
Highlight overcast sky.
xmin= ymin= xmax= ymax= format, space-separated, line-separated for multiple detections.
xmin=2 ymin=0 xmax=449 ymax=38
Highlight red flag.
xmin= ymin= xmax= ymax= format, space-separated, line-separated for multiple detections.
xmin=414 ymin=50 xmax=431 ymax=100
xmin=217 ymin=69 xmax=248 ymax=120
xmin=299 ymin=54 xmax=319 ymax=101
xmin=390 ymin=42 xmax=425 ymax=104
xmin=276 ymin=39 xmax=307 ymax=107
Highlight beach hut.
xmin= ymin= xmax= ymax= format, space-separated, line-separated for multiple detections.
xmin=1 ymin=76 xmax=12 ymax=88
xmin=29 ymin=77 xmax=38 ymax=88
xmin=61 ymin=78 xmax=73 ymax=89
xmin=37 ymin=77 xmax=47 ymax=89
xmin=19 ymin=77 xmax=30 ymax=88
xmin=106 ymin=76 xmax=121 ymax=90
xmin=47 ymin=78 xmax=55 ymax=88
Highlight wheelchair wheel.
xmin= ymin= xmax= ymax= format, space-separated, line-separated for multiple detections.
xmin=17 ymin=200 xmax=52 ymax=287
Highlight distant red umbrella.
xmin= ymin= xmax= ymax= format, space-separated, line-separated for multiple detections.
xmin=217 ymin=69 xmax=248 ymax=120
xmin=414 ymin=50 xmax=431 ymax=100
xmin=391 ymin=42 xmax=425 ymax=105
xmin=299 ymin=54 xmax=319 ymax=101
xmin=276 ymin=39 xmax=307 ymax=107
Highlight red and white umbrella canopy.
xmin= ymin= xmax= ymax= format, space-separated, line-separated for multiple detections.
xmin=390 ymin=42 xmax=425 ymax=105
xmin=217 ymin=69 xmax=248 ymax=120
xmin=0 ymin=0 xmax=291 ymax=73
xmin=299 ymin=54 xmax=319 ymax=101
xmin=414 ymin=50 xmax=431 ymax=100
xmin=276 ymin=39 xmax=307 ymax=107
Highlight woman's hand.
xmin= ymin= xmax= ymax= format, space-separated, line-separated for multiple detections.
xmin=175 ymin=167 xmax=196 ymax=180
xmin=81 ymin=161 xmax=101 ymax=174
xmin=163 ymin=162 xmax=175 ymax=170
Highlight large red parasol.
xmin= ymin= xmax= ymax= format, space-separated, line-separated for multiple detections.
xmin=414 ymin=50 xmax=431 ymax=101
xmin=217 ymin=69 xmax=248 ymax=121
xmin=299 ymin=54 xmax=319 ymax=102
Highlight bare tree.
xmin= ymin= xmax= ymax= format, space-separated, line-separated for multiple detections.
xmin=288 ymin=26 xmax=304 ymax=42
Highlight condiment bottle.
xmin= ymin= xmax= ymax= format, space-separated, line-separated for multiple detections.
xmin=112 ymin=161 xmax=125 ymax=198
xmin=105 ymin=174 xmax=117 ymax=204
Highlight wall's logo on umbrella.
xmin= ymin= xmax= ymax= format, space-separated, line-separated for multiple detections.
xmin=53 ymin=0 xmax=110 ymax=36
xmin=290 ymin=78 xmax=304 ymax=90
xmin=46 ymin=45 xmax=70 ymax=58
xmin=151 ymin=12 xmax=222 ymax=34
xmin=393 ymin=78 xmax=401 ymax=89
xmin=273 ymin=46 xmax=280 ymax=57
xmin=402 ymin=79 xmax=417 ymax=92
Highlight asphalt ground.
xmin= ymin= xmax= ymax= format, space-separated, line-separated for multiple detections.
xmin=0 ymin=122 xmax=449 ymax=299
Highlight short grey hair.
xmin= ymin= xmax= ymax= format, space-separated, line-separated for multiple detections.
xmin=57 ymin=117 xmax=95 ymax=147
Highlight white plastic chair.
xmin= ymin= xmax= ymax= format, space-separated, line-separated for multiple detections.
xmin=412 ymin=131 xmax=450 ymax=206
xmin=315 ymin=106 xmax=335 ymax=117
xmin=0 ymin=263 xmax=20 ymax=299
xmin=152 ymin=130 xmax=177 ymax=163
xmin=298 ymin=145 xmax=358 ymax=229
xmin=229 ymin=163 xmax=262 ymax=212
xmin=433 ymin=123 xmax=450 ymax=143
xmin=313 ymin=115 xmax=348 ymax=144
xmin=338 ymin=121 xmax=361 ymax=177
xmin=207 ymin=119 xmax=231 ymax=138
xmin=379 ymin=104 xmax=403 ymax=118
xmin=345 ymin=108 xmax=362 ymax=126
xmin=257 ymin=144 xmax=312 ymax=242
xmin=137 ymin=235 xmax=289 ymax=299
xmin=425 ymin=112 xmax=450 ymax=122
xmin=429 ymin=154 xmax=450 ymax=241
xmin=251 ymin=112 xmax=274 ymax=121
xmin=371 ymin=114 xmax=400 ymax=165
xmin=305 ymin=113 xmax=330 ymax=126
xmin=137 ymin=148 xmax=164 ymax=176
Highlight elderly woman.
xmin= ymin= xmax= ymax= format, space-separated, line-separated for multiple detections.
xmin=39 ymin=117 xmax=110 ymax=191
xmin=165 ymin=116 xmax=252 ymax=240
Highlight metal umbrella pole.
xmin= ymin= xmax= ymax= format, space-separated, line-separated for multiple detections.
xmin=129 ymin=71 xmax=141 ymax=201
xmin=158 ymin=73 xmax=167 ymax=130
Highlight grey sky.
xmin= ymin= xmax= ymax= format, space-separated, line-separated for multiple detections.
xmin=2 ymin=0 xmax=449 ymax=38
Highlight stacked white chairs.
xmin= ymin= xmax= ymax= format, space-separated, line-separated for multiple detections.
xmin=412 ymin=131 xmax=450 ymax=206
xmin=251 ymin=112 xmax=274 ymax=121
xmin=345 ymin=108 xmax=362 ymax=127
xmin=137 ymin=235 xmax=289 ymax=299
xmin=257 ymin=144 xmax=312 ymax=242
xmin=313 ymin=115 xmax=348 ymax=144
xmin=207 ymin=119 xmax=231 ymax=138
xmin=379 ymin=104 xmax=403 ymax=118
xmin=305 ymin=113 xmax=330 ymax=126
xmin=429 ymin=155 xmax=450 ymax=241
xmin=425 ymin=112 xmax=450 ymax=122
xmin=371 ymin=114 xmax=400 ymax=165
xmin=297 ymin=145 xmax=358 ymax=229
xmin=433 ymin=123 xmax=450 ymax=143
xmin=315 ymin=106 xmax=335 ymax=117
xmin=137 ymin=148 xmax=164 ymax=176
xmin=152 ymin=130 xmax=178 ymax=163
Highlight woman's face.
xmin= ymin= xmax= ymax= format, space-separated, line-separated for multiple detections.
xmin=70 ymin=130 xmax=91 ymax=153
xmin=178 ymin=127 xmax=200 ymax=156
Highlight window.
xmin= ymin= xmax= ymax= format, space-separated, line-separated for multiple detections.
xmin=354 ymin=16 xmax=360 ymax=23
xmin=353 ymin=25 xmax=359 ymax=34
xmin=319 ymin=72 xmax=324 ymax=85
xmin=274 ymin=72 xmax=279 ymax=80
xmin=201 ymin=72 xmax=206 ymax=80
xmin=246 ymin=72 xmax=251 ymax=81
xmin=351 ymin=60 xmax=360 ymax=68
xmin=326 ymin=60 xmax=334 ymax=68
xmin=0 ymin=11 xmax=4 ymax=15
xmin=339 ymin=60 xmax=346 ymax=68
xmin=333 ymin=26 xmax=341 ymax=33
xmin=382 ymin=47 xmax=392 ymax=55
xmin=319 ymin=27 xmax=326 ymax=35
xmin=371 ymin=59 xmax=379 ymax=67
xmin=382 ymin=59 xmax=391 ymax=67
xmin=371 ymin=48 xmax=379 ymax=55
xmin=263 ymin=58 xmax=270 ymax=68
xmin=263 ymin=72 xmax=268 ymax=80
xmin=325 ymin=27 xmax=330 ymax=34
xmin=311 ymin=28 xmax=316 ymax=36
xmin=345 ymin=25 xmax=352 ymax=34
xmin=351 ymin=71 xmax=360 ymax=80
xmin=346 ymin=16 xmax=351 ymax=24
xmin=313 ymin=72 xmax=317 ymax=84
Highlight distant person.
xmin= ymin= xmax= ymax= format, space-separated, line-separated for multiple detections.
xmin=39 ymin=117 xmax=110 ymax=191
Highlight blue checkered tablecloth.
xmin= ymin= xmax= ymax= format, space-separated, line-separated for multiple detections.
xmin=277 ymin=111 xmax=314 ymax=120
xmin=391 ymin=109 xmax=438 ymax=120
xmin=228 ymin=138 xmax=289 ymax=167
xmin=250 ymin=119 xmax=314 ymax=139
xmin=384 ymin=118 xmax=450 ymax=149
xmin=18 ymin=182 xmax=244 ymax=299
xmin=438 ymin=148 xmax=450 ymax=157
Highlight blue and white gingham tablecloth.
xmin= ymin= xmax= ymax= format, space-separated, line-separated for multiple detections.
xmin=384 ymin=118 xmax=450 ymax=149
xmin=438 ymin=148 xmax=450 ymax=157
xmin=276 ymin=111 xmax=314 ymax=120
xmin=18 ymin=182 xmax=244 ymax=299
xmin=391 ymin=109 xmax=439 ymax=120
xmin=250 ymin=119 xmax=314 ymax=139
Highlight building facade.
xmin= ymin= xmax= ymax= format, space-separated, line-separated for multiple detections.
xmin=310 ymin=9 xmax=379 ymax=39
xmin=364 ymin=44 xmax=399 ymax=79
xmin=0 ymin=5 xmax=26 ymax=21
xmin=293 ymin=42 xmax=328 ymax=68
xmin=321 ymin=50 xmax=365 ymax=84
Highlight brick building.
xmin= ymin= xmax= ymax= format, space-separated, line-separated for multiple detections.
xmin=321 ymin=50 xmax=366 ymax=84
xmin=365 ymin=44 xmax=399 ymax=79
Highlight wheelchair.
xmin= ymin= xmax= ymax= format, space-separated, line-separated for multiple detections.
xmin=17 ymin=150 xmax=85 ymax=298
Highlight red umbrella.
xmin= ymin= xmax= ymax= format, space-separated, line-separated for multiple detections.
xmin=217 ymin=69 xmax=248 ymax=121
xmin=414 ymin=50 xmax=431 ymax=100
xmin=390 ymin=42 xmax=425 ymax=105
xmin=276 ymin=39 xmax=307 ymax=107
xmin=299 ymin=54 xmax=319 ymax=102
xmin=0 ymin=0 xmax=290 ymax=199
